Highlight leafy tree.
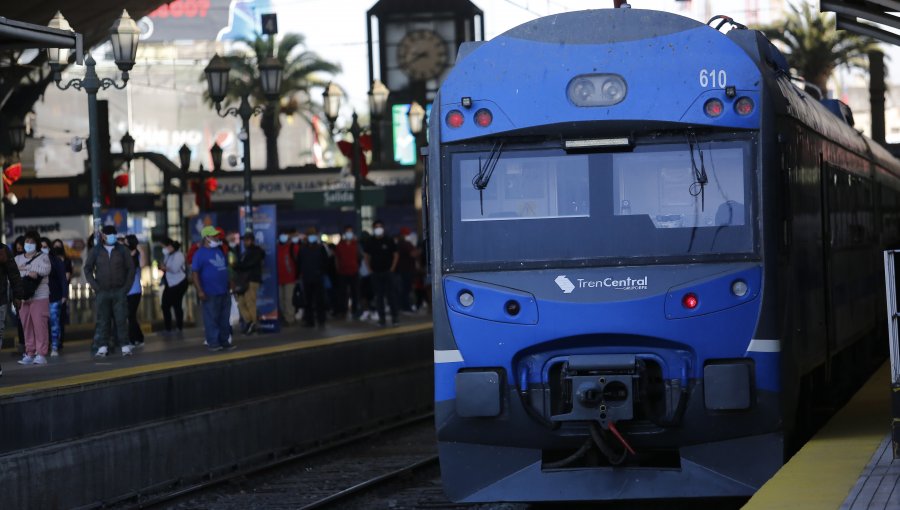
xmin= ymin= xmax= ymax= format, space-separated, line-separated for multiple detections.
xmin=757 ymin=1 xmax=880 ymax=97
xmin=204 ymin=33 xmax=340 ymax=170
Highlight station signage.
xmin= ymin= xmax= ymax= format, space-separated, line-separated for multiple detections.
xmin=292 ymin=188 xmax=386 ymax=210
xmin=210 ymin=170 xmax=414 ymax=203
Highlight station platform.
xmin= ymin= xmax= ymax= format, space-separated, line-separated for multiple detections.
xmin=0 ymin=313 xmax=435 ymax=509
xmin=744 ymin=363 xmax=893 ymax=510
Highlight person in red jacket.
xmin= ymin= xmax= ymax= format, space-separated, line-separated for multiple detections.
xmin=276 ymin=228 xmax=299 ymax=324
xmin=333 ymin=224 xmax=361 ymax=319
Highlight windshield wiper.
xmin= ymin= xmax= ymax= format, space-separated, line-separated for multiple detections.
xmin=687 ymin=134 xmax=708 ymax=212
xmin=472 ymin=141 xmax=504 ymax=215
xmin=472 ymin=141 xmax=504 ymax=190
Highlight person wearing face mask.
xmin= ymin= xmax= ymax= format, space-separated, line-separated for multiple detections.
xmin=83 ymin=225 xmax=136 ymax=357
xmin=395 ymin=227 xmax=419 ymax=314
xmin=363 ymin=220 xmax=400 ymax=327
xmin=232 ymin=232 xmax=265 ymax=334
xmin=15 ymin=231 xmax=53 ymax=365
xmin=0 ymin=236 xmax=23 ymax=376
xmin=333 ymin=225 xmax=361 ymax=320
xmin=40 ymin=237 xmax=69 ymax=357
xmin=276 ymin=229 xmax=299 ymax=325
xmin=191 ymin=226 xmax=235 ymax=351
xmin=296 ymin=226 xmax=329 ymax=328
xmin=125 ymin=235 xmax=144 ymax=349
xmin=158 ymin=238 xmax=187 ymax=335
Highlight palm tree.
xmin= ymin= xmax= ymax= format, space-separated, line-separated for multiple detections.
xmin=205 ymin=33 xmax=340 ymax=170
xmin=757 ymin=1 xmax=880 ymax=97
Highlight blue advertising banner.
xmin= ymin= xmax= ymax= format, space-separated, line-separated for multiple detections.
xmin=239 ymin=205 xmax=279 ymax=332
xmin=101 ymin=209 xmax=128 ymax=233
xmin=189 ymin=213 xmax=218 ymax=243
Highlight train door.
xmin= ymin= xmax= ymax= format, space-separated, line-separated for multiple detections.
xmin=819 ymin=156 xmax=835 ymax=381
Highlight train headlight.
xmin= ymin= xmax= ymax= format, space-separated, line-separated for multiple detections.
xmin=704 ymin=98 xmax=724 ymax=117
xmin=731 ymin=280 xmax=749 ymax=297
xmin=734 ymin=97 xmax=754 ymax=116
xmin=458 ymin=291 xmax=475 ymax=307
xmin=567 ymin=74 xmax=627 ymax=107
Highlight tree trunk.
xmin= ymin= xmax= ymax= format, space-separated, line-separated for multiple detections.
xmin=262 ymin=102 xmax=281 ymax=171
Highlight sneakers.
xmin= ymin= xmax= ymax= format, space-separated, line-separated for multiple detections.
xmin=245 ymin=321 xmax=257 ymax=334
xmin=121 ymin=345 xmax=133 ymax=356
xmin=222 ymin=343 xmax=237 ymax=351
xmin=359 ymin=311 xmax=370 ymax=321
xmin=50 ymin=349 xmax=59 ymax=357
xmin=18 ymin=355 xmax=34 ymax=365
xmin=132 ymin=341 xmax=144 ymax=349
xmin=207 ymin=346 xmax=223 ymax=352
xmin=95 ymin=346 xmax=108 ymax=358
xmin=33 ymin=355 xmax=47 ymax=365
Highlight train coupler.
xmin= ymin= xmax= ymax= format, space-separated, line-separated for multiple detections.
xmin=550 ymin=354 xmax=638 ymax=428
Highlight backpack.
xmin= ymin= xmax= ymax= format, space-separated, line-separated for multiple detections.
xmin=20 ymin=256 xmax=39 ymax=300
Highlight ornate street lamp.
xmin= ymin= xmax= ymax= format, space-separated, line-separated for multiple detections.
xmin=119 ymin=132 xmax=135 ymax=162
xmin=322 ymin=81 xmax=390 ymax=235
xmin=322 ymin=82 xmax=343 ymax=129
xmin=367 ymin=80 xmax=390 ymax=166
xmin=47 ymin=10 xmax=139 ymax=244
xmin=204 ymin=53 xmax=283 ymax=233
xmin=408 ymin=101 xmax=426 ymax=136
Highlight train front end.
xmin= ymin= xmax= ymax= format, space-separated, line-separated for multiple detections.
xmin=430 ymin=9 xmax=780 ymax=502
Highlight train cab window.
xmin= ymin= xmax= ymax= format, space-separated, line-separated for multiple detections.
xmin=612 ymin=145 xmax=746 ymax=228
xmin=446 ymin=139 xmax=755 ymax=268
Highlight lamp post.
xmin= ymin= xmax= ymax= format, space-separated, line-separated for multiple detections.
xmin=2 ymin=118 xmax=26 ymax=244
xmin=120 ymin=132 xmax=135 ymax=162
xmin=178 ymin=144 xmax=191 ymax=247
xmin=204 ymin=53 xmax=283 ymax=234
xmin=47 ymin=10 xmax=139 ymax=244
xmin=322 ymin=81 xmax=390 ymax=235
xmin=368 ymin=80 xmax=389 ymax=165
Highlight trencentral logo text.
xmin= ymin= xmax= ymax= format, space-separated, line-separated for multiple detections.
xmin=577 ymin=277 xmax=648 ymax=291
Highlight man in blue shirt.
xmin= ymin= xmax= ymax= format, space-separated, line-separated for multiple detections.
xmin=191 ymin=226 xmax=235 ymax=351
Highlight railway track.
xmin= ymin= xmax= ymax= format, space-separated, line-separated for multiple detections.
xmin=122 ymin=413 xmax=437 ymax=509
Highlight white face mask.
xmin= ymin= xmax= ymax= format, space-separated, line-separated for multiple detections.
xmin=162 ymin=247 xmax=172 ymax=255
xmin=279 ymin=234 xmax=289 ymax=243
xmin=343 ymin=232 xmax=354 ymax=241
xmin=373 ymin=227 xmax=384 ymax=237
xmin=23 ymin=243 xmax=36 ymax=254
xmin=207 ymin=239 xmax=221 ymax=248
xmin=41 ymin=247 xmax=50 ymax=255
xmin=291 ymin=236 xmax=301 ymax=244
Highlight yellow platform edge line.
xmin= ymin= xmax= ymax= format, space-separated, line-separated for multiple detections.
xmin=0 ymin=323 xmax=433 ymax=398
xmin=743 ymin=362 xmax=890 ymax=510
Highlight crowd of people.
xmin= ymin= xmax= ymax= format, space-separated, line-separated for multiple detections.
xmin=0 ymin=220 xmax=430 ymax=373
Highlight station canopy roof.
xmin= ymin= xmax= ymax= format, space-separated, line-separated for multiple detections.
xmin=822 ymin=0 xmax=900 ymax=46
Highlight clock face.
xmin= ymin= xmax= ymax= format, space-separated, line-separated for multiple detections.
xmin=397 ymin=29 xmax=449 ymax=82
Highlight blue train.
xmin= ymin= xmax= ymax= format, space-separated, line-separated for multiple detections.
xmin=425 ymin=7 xmax=899 ymax=503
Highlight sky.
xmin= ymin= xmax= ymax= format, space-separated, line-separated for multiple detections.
xmin=266 ymin=0 xmax=816 ymax=116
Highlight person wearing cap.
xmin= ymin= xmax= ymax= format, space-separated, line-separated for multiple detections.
xmin=296 ymin=226 xmax=330 ymax=328
xmin=232 ymin=232 xmax=265 ymax=334
xmin=191 ymin=225 xmax=235 ymax=351
xmin=83 ymin=225 xmax=135 ymax=357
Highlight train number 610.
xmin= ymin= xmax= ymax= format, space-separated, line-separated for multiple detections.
xmin=699 ymin=69 xmax=728 ymax=88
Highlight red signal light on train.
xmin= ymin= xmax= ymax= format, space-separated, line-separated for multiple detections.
xmin=446 ymin=110 xmax=465 ymax=128
xmin=734 ymin=97 xmax=754 ymax=116
xmin=704 ymin=99 xmax=724 ymax=117
xmin=682 ymin=293 xmax=699 ymax=310
xmin=475 ymin=108 xmax=493 ymax=127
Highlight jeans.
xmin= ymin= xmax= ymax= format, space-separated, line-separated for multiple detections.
xmin=94 ymin=289 xmax=128 ymax=351
xmin=334 ymin=274 xmax=360 ymax=316
xmin=303 ymin=279 xmax=327 ymax=326
xmin=161 ymin=279 xmax=188 ymax=331
xmin=49 ymin=301 xmax=61 ymax=350
xmin=201 ymin=293 xmax=232 ymax=348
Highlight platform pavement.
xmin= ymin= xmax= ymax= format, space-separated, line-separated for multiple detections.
xmin=744 ymin=363 xmax=892 ymax=510
xmin=0 ymin=312 xmax=432 ymax=397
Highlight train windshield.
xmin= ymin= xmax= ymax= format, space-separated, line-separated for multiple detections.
xmin=446 ymin=139 xmax=755 ymax=268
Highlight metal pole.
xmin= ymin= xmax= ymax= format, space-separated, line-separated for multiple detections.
xmin=198 ymin=164 xmax=205 ymax=211
xmin=239 ymin=95 xmax=254 ymax=234
xmin=351 ymin=112 xmax=362 ymax=235
xmin=179 ymin=165 xmax=185 ymax=248
xmin=1 ymin=160 xmax=6 ymax=245
xmin=87 ymin=89 xmax=102 ymax=244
